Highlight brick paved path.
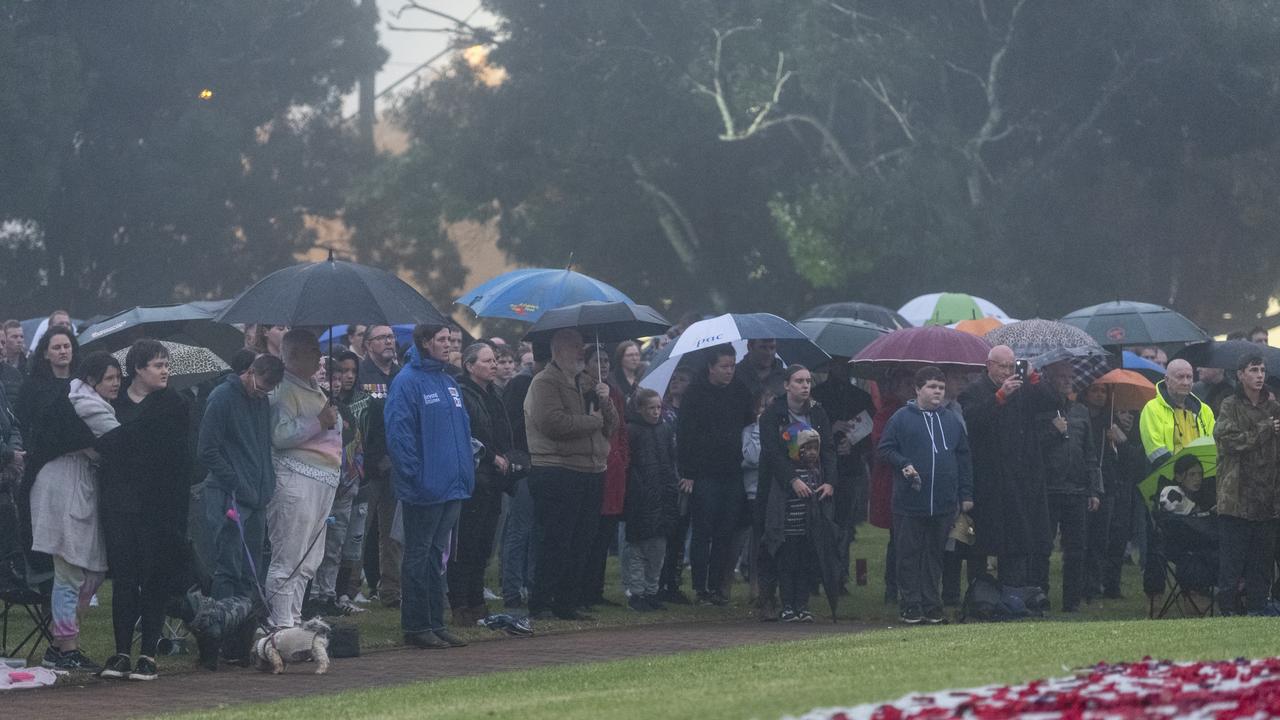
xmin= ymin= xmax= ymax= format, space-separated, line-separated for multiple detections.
xmin=3 ymin=619 xmax=870 ymax=718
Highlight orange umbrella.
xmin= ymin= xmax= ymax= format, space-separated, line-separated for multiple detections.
xmin=1091 ymin=368 xmax=1156 ymax=411
xmin=953 ymin=317 xmax=1004 ymax=337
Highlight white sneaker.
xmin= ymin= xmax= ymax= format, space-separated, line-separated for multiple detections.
xmin=352 ymin=592 xmax=370 ymax=605
xmin=89 ymin=594 xmax=99 ymax=608
xmin=483 ymin=587 xmax=500 ymax=601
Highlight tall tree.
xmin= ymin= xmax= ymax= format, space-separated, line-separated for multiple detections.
xmin=0 ymin=0 xmax=385 ymax=317
xmin=356 ymin=1 xmax=1280 ymax=330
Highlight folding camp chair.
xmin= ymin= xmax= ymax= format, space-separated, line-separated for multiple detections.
xmin=0 ymin=557 xmax=53 ymax=662
xmin=1145 ymin=509 xmax=1216 ymax=619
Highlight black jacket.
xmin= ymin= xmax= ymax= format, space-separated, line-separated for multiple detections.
xmin=358 ymin=356 xmax=399 ymax=478
xmin=625 ymin=414 xmax=679 ymax=541
xmin=759 ymin=395 xmax=839 ymax=554
xmin=957 ymin=374 xmax=1058 ymax=557
xmin=16 ymin=376 xmax=93 ymax=483
xmin=459 ymin=374 xmax=514 ymax=494
xmin=676 ymin=377 xmax=754 ymax=480
xmin=98 ymin=386 xmax=192 ymax=519
xmin=14 ymin=375 xmax=94 ymax=555
xmin=1037 ymin=400 xmax=1103 ymax=497
xmin=503 ymin=372 xmax=534 ymax=454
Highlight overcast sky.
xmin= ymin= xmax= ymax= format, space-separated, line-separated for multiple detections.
xmin=343 ymin=0 xmax=496 ymax=115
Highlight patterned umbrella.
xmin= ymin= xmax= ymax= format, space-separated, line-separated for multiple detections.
xmin=112 ymin=341 xmax=230 ymax=391
xmin=987 ymin=318 xmax=1111 ymax=391
xmin=849 ymin=325 xmax=991 ymax=378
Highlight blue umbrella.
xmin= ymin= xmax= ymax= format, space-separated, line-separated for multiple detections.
xmin=319 ymin=324 xmax=415 ymax=351
xmin=456 ymin=268 xmax=633 ymax=322
xmin=1123 ymin=350 xmax=1166 ymax=375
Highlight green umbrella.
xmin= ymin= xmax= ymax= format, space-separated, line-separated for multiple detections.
xmin=1139 ymin=436 xmax=1216 ymax=502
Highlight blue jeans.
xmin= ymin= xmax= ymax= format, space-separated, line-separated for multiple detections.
xmin=400 ymin=499 xmax=462 ymax=634
xmin=500 ymin=476 xmax=536 ymax=602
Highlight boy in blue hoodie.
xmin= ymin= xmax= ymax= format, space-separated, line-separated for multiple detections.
xmin=878 ymin=366 xmax=973 ymax=625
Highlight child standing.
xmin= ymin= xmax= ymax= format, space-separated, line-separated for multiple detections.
xmin=878 ymin=366 xmax=973 ymax=625
xmin=776 ymin=422 xmax=831 ymax=622
xmin=625 ymin=389 xmax=680 ymax=611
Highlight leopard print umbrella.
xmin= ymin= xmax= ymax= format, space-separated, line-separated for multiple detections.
xmin=111 ymin=340 xmax=231 ymax=391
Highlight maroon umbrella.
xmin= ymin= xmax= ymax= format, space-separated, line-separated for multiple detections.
xmin=850 ymin=325 xmax=992 ymax=378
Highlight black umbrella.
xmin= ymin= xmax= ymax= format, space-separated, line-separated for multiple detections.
xmin=523 ymin=301 xmax=671 ymax=344
xmin=796 ymin=317 xmax=891 ymax=359
xmin=1175 ymin=340 xmax=1280 ymax=378
xmin=806 ymin=498 xmax=844 ymax=622
xmin=79 ymin=300 xmax=242 ymax=361
xmin=1060 ymin=300 xmax=1208 ymax=346
xmin=217 ymin=250 xmax=449 ymax=329
xmin=800 ymin=302 xmax=912 ymax=330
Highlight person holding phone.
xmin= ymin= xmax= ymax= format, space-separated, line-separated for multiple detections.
xmin=957 ymin=345 xmax=1058 ymax=594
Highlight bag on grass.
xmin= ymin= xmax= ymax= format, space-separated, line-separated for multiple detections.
xmin=960 ymin=573 xmax=1040 ymax=622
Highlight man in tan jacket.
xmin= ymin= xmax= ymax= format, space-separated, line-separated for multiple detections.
xmin=524 ymin=328 xmax=616 ymax=620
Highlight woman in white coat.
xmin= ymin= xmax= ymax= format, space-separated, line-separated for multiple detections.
xmin=29 ymin=351 xmax=122 ymax=671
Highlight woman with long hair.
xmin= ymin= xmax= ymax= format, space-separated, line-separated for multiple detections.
xmin=611 ymin=341 xmax=643 ymax=401
xmin=29 ymin=351 xmax=122 ymax=671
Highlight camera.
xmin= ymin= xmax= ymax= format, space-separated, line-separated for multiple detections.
xmin=1015 ymin=359 xmax=1030 ymax=381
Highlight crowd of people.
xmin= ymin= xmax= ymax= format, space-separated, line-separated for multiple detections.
xmin=0 ymin=307 xmax=1278 ymax=682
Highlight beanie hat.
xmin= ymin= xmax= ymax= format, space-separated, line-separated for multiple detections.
xmin=782 ymin=421 xmax=820 ymax=461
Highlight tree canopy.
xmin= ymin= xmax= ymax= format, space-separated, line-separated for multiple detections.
xmin=0 ymin=0 xmax=384 ymax=317
xmin=356 ymin=0 xmax=1280 ymax=331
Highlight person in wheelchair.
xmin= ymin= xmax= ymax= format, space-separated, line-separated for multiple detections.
xmin=1151 ymin=456 xmax=1218 ymax=604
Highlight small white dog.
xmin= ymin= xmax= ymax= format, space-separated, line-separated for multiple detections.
xmin=251 ymin=617 xmax=331 ymax=675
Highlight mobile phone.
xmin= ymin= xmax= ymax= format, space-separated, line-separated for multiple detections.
xmin=1015 ymin=359 xmax=1029 ymax=381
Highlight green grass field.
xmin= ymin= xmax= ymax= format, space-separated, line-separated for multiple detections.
xmin=16 ymin=523 xmax=1235 ymax=720
xmin=162 ymin=617 xmax=1278 ymax=720
xmin=10 ymin=524 xmax=1160 ymax=672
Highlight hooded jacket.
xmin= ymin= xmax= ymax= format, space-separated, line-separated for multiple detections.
xmin=198 ymin=374 xmax=275 ymax=509
xmin=385 ymin=346 xmax=474 ymax=506
xmin=1213 ymin=385 xmax=1280 ymax=521
xmin=625 ymin=411 xmax=678 ymax=541
xmin=1140 ymin=380 xmax=1215 ymax=467
xmin=877 ymin=401 xmax=973 ymax=518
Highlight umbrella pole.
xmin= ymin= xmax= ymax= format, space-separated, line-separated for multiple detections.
xmin=327 ymin=325 xmax=334 ymax=402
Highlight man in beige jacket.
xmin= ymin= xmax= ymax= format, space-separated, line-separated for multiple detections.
xmin=524 ymin=328 xmax=616 ymax=620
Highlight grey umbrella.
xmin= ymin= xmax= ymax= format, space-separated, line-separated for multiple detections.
xmin=1060 ymin=301 xmax=1208 ymax=346
xmin=795 ymin=317 xmax=891 ymax=360
xmin=79 ymin=300 xmax=240 ymax=361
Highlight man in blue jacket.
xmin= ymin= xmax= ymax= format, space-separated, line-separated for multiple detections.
xmin=199 ymin=354 xmax=284 ymax=601
xmin=385 ymin=323 xmax=474 ymax=650
xmin=878 ymin=366 xmax=973 ymax=625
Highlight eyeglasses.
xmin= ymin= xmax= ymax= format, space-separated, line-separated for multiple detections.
xmin=369 ymin=334 xmax=395 ymax=343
